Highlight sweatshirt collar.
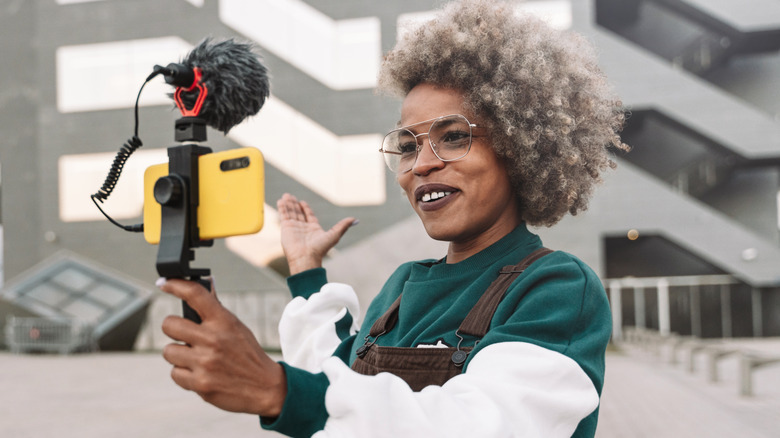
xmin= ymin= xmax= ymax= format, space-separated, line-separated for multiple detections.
xmin=422 ymin=223 xmax=542 ymax=272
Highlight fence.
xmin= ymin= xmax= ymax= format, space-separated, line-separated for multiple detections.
xmin=605 ymin=275 xmax=764 ymax=341
xmin=5 ymin=316 xmax=97 ymax=354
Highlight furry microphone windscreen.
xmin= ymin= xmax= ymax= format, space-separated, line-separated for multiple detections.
xmin=176 ymin=37 xmax=270 ymax=134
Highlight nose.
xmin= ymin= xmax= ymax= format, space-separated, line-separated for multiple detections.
xmin=411 ymin=135 xmax=444 ymax=175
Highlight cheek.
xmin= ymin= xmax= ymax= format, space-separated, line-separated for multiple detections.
xmin=475 ymin=160 xmax=515 ymax=206
xmin=491 ymin=173 xmax=515 ymax=203
xmin=396 ymin=174 xmax=414 ymax=201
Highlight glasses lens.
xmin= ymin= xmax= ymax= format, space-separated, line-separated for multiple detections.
xmin=430 ymin=115 xmax=472 ymax=161
xmin=382 ymin=129 xmax=418 ymax=172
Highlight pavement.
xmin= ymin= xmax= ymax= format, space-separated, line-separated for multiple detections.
xmin=597 ymin=341 xmax=780 ymax=437
xmin=1 ymin=339 xmax=779 ymax=438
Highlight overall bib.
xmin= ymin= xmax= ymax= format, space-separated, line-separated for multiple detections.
xmin=351 ymin=248 xmax=552 ymax=391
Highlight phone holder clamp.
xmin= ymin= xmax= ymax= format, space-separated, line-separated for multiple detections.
xmin=154 ymin=130 xmax=214 ymax=323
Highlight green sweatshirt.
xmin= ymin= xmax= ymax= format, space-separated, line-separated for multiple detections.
xmin=263 ymin=224 xmax=611 ymax=438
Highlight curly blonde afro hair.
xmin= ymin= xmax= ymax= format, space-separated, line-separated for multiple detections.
xmin=378 ymin=0 xmax=628 ymax=227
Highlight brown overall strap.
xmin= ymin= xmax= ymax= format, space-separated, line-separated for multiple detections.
xmin=368 ymin=294 xmax=403 ymax=337
xmin=352 ymin=247 xmax=554 ymax=389
xmin=366 ymin=247 xmax=553 ymax=339
xmin=457 ymin=247 xmax=553 ymax=337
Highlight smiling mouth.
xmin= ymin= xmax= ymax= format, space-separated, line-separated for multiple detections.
xmin=420 ymin=191 xmax=452 ymax=202
xmin=414 ymin=184 xmax=459 ymax=209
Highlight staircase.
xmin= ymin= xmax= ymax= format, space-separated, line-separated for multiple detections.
xmin=539 ymin=0 xmax=780 ymax=336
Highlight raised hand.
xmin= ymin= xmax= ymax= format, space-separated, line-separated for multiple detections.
xmin=276 ymin=193 xmax=357 ymax=275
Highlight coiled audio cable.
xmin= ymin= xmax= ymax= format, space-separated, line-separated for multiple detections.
xmin=90 ymin=70 xmax=163 ymax=232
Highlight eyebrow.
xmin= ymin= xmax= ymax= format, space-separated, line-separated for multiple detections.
xmin=395 ymin=114 xmax=468 ymax=131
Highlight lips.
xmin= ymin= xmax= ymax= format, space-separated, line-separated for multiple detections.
xmin=414 ymin=183 xmax=459 ymax=211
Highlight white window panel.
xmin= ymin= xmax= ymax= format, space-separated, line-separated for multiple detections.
xmin=519 ymin=0 xmax=573 ymax=29
xmin=56 ymin=0 xmax=105 ymax=4
xmin=58 ymin=149 xmax=168 ymax=222
xmin=226 ymin=204 xmax=284 ymax=268
xmin=58 ymin=0 xmax=202 ymax=6
xmin=56 ymin=37 xmax=192 ymax=113
xmin=60 ymin=100 xmax=384 ymax=225
xmin=227 ymin=98 xmax=386 ymax=207
xmin=398 ymin=1 xmax=571 ymax=42
xmin=219 ymin=0 xmax=380 ymax=90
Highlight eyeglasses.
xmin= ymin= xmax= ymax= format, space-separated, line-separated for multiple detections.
xmin=379 ymin=114 xmax=480 ymax=173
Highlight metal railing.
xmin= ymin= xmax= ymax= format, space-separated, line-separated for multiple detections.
xmin=5 ymin=316 xmax=97 ymax=354
xmin=604 ymin=274 xmax=763 ymax=341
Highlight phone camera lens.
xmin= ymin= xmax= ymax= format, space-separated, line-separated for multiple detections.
xmin=220 ymin=157 xmax=250 ymax=171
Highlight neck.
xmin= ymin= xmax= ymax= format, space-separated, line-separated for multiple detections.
xmin=446 ymin=222 xmax=521 ymax=264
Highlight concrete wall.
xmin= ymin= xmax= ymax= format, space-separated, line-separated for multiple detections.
xmin=2 ymin=0 xmax=779 ymax=340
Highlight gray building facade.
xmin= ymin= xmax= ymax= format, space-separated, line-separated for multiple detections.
xmin=1 ymin=0 xmax=779 ymax=346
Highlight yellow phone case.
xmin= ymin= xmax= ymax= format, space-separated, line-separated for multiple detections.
xmin=143 ymin=147 xmax=265 ymax=244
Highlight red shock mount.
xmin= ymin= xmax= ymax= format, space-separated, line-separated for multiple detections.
xmin=173 ymin=67 xmax=208 ymax=117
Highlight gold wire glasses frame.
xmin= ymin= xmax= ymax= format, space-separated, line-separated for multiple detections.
xmin=379 ymin=114 xmax=480 ymax=173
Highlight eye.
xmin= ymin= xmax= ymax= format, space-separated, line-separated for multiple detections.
xmin=439 ymin=130 xmax=470 ymax=148
xmin=398 ymin=141 xmax=418 ymax=156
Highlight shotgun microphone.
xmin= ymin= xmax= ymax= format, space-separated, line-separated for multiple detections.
xmin=156 ymin=37 xmax=271 ymax=133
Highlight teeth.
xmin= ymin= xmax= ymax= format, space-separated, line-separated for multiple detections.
xmin=421 ymin=191 xmax=451 ymax=202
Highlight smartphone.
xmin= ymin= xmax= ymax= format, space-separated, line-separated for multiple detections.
xmin=143 ymin=147 xmax=264 ymax=244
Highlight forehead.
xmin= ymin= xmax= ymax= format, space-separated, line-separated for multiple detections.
xmin=399 ymin=83 xmax=469 ymax=127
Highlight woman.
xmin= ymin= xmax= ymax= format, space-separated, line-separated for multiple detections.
xmin=159 ymin=1 xmax=628 ymax=437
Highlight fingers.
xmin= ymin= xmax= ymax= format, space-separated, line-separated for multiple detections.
xmin=163 ymin=337 xmax=286 ymax=416
xmin=161 ymin=314 xmax=205 ymax=345
xmin=162 ymin=341 xmax=191 ymax=368
xmin=158 ymin=278 xmax=218 ymax=322
xmin=163 ymin=343 xmax=200 ymax=392
xmin=277 ymin=193 xmax=307 ymax=222
xmin=277 ymin=193 xmax=320 ymax=224
xmin=298 ymin=200 xmax=319 ymax=224
xmin=276 ymin=193 xmax=294 ymax=220
xmin=276 ymin=193 xmax=359 ymax=276
xmin=169 ymin=365 xmax=196 ymax=392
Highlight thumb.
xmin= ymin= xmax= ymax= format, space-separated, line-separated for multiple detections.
xmin=329 ymin=217 xmax=359 ymax=241
xmin=158 ymin=278 xmax=220 ymax=321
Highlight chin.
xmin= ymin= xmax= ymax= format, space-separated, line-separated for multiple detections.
xmin=421 ymin=221 xmax=459 ymax=243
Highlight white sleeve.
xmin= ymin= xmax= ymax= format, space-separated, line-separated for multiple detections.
xmin=278 ymin=282 xmax=361 ymax=373
xmin=313 ymin=342 xmax=599 ymax=438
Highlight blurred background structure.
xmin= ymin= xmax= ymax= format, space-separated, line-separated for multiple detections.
xmin=1 ymin=1 xmax=780 ymax=437
xmin=0 ymin=0 xmax=779 ymax=353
